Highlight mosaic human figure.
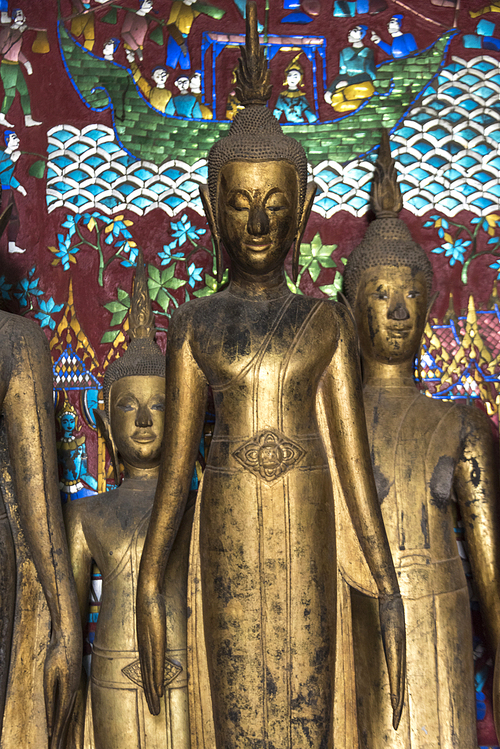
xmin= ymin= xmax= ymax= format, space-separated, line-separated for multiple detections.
xmin=273 ymin=54 xmax=317 ymax=124
xmin=0 ymin=8 xmax=41 ymax=127
xmin=341 ymin=130 xmax=500 ymax=749
xmin=120 ymin=0 xmax=153 ymax=63
xmin=325 ymin=25 xmax=376 ymax=113
xmin=0 ymin=130 xmax=25 ymax=255
xmin=64 ymin=252 xmax=192 ymax=749
xmin=102 ymin=37 xmax=120 ymax=62
xmin=371 ymin=14 xmax=417 ymax=59
xmin=126 ymin=51 xmax=172 ymax=113
xmin=165 ymin=74 xmax=202 ymax=118
xmin=56 ymin=400 xmax=98 ymax=503
xmin=190 ymin=70 xmax=213 ymax=119
xmin=225 ymin=65 xmax=243 ymax=120
xmin=165 ymin=0 xmax=224 ymax=71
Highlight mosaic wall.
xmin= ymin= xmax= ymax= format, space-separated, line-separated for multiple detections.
xmin=1 ymin=0 xmax=500 ymax=744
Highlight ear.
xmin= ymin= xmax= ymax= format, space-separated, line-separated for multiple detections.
xmin=199 ymin=184 xmax=223 ymax=283
xmin=94 ymin=408 xmax=121 ymax=486
xmin=292 ymin=181 xmax=317 ymax=284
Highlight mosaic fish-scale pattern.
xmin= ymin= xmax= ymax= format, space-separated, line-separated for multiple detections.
xmin=47 ymin=56 xmax=500 ymax=220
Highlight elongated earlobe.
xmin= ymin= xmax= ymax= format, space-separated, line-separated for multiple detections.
xmin=199 ymin=184 xmax=223 ymax=283
xmin=292 ymin=181 xmax=317 ymax=284
xmin=94 ymin=408 xmax=120 ymax=486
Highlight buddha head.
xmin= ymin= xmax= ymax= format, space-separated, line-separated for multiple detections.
xmin=343 ymin=130 xmax=433 ymax=366
xmin=97 ymin=249 xmax=165 ymax=482
xmin=200 ymin=1 xmax=316 ymax=282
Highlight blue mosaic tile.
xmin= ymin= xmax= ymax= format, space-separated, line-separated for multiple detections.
xmin=428 ymin=126 xmax=450 ymax=140
xmin=427 ymin=155 xmax=447 ymax=168
xmin=316 ymin=169 xmax=339 ymax=183
xmin=443 ymin=168 xmax=461 ymax=181
xmin=52 ymin=155 xmax=74 ymax=168
xmin=194 ymin=165 xmax=208 ymax=178
xmin=413 ymin=111 xmax=434 ymax=124
xmin=426 ymin=181 xmax=446 ymax=195
xmin=101 ymin=196 xmax=120 ymax=208
xmin=330 ymin=183 xmax=351 ymax=196
xmin=163 ymin=168 xmax=182 ymax=180
xmin=347 ymin=196 xmax=367 ymax=210
xmin=116 ymin=154 xmax=137 ymax=166
xmin=398 ymin=153 xmax=418 ymax=166
xmin=100 ymin=169 xmax=120 ymax=182
xmin=181 ymin=180 xmax=201 ymax=193
xmin=475 ymin=60 xmax=496 ymax=72
xmin=84 ymin=155 xmax=106 ymax=169
xmin=67 ymin=142 xmax=88 ymax=155
xmin=455 ymin=183 xmax=477 ymax=196
xmin=164 ymin=195 xmax=184 ymax=209
xmin=444 ymin=86 xmax=465 ymax=98
xmin=148 ymin=183 xmax=167 ymax=195
xmin=407 ymin=195 xmax=428 ymax=210
xmin=397 ymin=126 xmax=418 ymax=139
xmin=411 ymin=167 xmax=433 ymax=181
xmin=442 ymin=111 xmax=464 ymax=124
xmin=53 ymin=129 xmax=75 ymax=143
xmin=86 ymin=184 xmax=105 ymax=196
xmin=458 ymin=98 xmax=480 ymax=112
xmin=316 ymin=197 xmax=337 ymax=212
xmin=134 ymin=168 xmax=155 ymax=181
xmin=472 ymin=196 xmax=495 ymax=209
xmin=53 ymin=181 xmax=72 ymax=193
xmin=461 ymin=74 xmax=481 ymax=86
xmin=439 ymin=196 xmax=461 ymax=210
xmin=46 ymin=168 xmax=57 ymax=180
xmin=473 ymin=171 xmax=494 ymax=184
xmin=413 ymin=141 xmax=433 ymax=155
xmin=100 ymin=141 xmax=123 ymax=155
xmin=458 ymin=127 xmax=481 ymax=141
xmin=456 ymin=156 xmax=479 ymax=168
xmin=85 ymin=128 xmax=109 ymax=141
xmin=68 ymin=194 xmax=87 ymax=207
xmin=117 ymin=183 xmax=135 ymax=196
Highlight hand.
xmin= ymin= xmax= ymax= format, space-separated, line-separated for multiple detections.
xmin=11 ymin=150 xmax=20 ymax=163
xmin=137 ymin=582 xmax=166 ymax=716
xmin=44 ymin=629 xmax=81 ymax=749
xmin=379 ymin=594 xmax=406 ymax=730
xmin=181 ymin=42 xmax=188 ymax=57
xmin=25 ymin=61 xmax=33 ymax=75
xmin=335 ymin=80 xmax=347 ymax=89
xmin=324 ymin=91 xmax=332 ymax=104
xmin=371 ymin=31 xmax=381 ymax=43
xmin=17 ymin=185 xmax=26 ymax=196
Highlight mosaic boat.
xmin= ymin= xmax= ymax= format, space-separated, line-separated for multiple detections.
xmin=58 ymin=21 xmax=457 ymax=166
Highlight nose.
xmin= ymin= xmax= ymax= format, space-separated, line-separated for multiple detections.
xmin=247 ymin=204 xmax=269 ymax=236
xmin=388 ymin=299 xmax=410 ymax=320
xmin=135 ymin=404 xmax=153 ymax=428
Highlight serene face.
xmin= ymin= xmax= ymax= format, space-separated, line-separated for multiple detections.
xmin=152 ymin=68 xmax=168 ymax=87
xmin=217 ymin=160 xmax=299 ymax=276
xmin=388 ymin=17 xmax=401 ymax=35
xmin=354 ymin=265 xmax=428 ymax=364
xmin=348 ymin=26 xmax=363 ymax=43
xmin=60 ymin=413 xmax=76 ymax=437
xmin=176 ymin=76 xmax=190 ymax=93
xmin=13 ymin=10 xmax=24 ymax=26
xmin=286 ymin=69 xmax=302 ymax=90
xmin=110 ymin=375 xmax=165 ymax=471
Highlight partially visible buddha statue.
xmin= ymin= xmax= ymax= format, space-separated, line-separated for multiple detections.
xmin=0 ymin=209 xmax=81 ymax=748
xmin=341 ymin=130 xmax=500 ymax=749
xmin=137 ymin=5 xmax=405 ymax=749
xmin=64 ymin=250 xmax=193 ymax=749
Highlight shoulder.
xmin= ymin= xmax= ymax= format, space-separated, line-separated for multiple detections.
xmin=63 ymin=489 xmax=117 ymax=528
xmin=1 ymin=311 xmax=49 ymax=351
xmin=454 ymin=400 xmax=494 ymax=439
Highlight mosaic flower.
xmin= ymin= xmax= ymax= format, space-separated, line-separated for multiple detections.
xmin=14 ymin=268 xmax=43 ymax=307
xmin=423 ymin=215 xmax=449 ymax=238
xmin=432 ymin=238 xmax=471 ymax=266
xmin=104 ymin=214 xmax=133 ymax=245
xmin=158 ymin=243 xmax=185 ymax=265
xmin=488 ymin=259 xmax=500 ymax=277
xmin=0 ymin=275 xmax=12 ymax=301
xmin=471 ymin=214 xmax=500 ymax=236
xmin=35 ymin=297 xmax=64 ymax=330
xmin=187 ymin=263 xmax=203 ymax=288
xmin=61 ymin=213 xmax=80 ymax=240
xmin=49 ymin=233 xmax=80 ymax=270
xmin=119 ymin=241 xmax=139 ymax=268
xmin=169 ymin=214 xmax=206 ymax=248
xmin=83 ymin=211 xmax=109 ymax=232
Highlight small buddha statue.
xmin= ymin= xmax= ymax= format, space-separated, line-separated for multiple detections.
xmin=64 ymin=250 xmax=193 ymax=749
xmin=342 ymin=130 xmax=500 ymax=749
xmin=0 ymin=209 xmax=81 ymax=748
xmin=137 ymin=5 xmax=405 ymax=749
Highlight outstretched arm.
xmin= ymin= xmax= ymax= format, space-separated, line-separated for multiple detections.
xmin=454 ymin=405 xmax=500 ymax=652
xmin=2 ymin=317 xmax=81 ymax=749
xmin=137 ymin=308 xmax=207 ymax=716
xmin=316 ymin=304 xmax=405 ymax=729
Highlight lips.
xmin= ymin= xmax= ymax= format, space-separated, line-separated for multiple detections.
xmin=244 ymin=241 xmax=271 ymax=253
xmin=132 ymin=432 xmax=157 ymax=444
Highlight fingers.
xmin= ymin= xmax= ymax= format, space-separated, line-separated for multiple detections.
xmin=140 ymin=628 xmax=161 ymax=716
xmin=44 ymin=664 xmax=57 ymax=741
xmin=391 ymin=640 xmax=406 ymax=730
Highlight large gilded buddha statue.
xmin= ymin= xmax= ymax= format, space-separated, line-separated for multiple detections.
xmin=342 ymin=130 xmax=500 ymax=749
xmin=64 ymin=251 xmax=193 ymax=749
xmin=137 ymin=6 xmax=406 ymax=748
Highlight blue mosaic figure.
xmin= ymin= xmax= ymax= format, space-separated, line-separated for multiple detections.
xmin=325 ymin=26 xmax=376 ymax=113
xmin=166 ymin=0 xmax=225 ymax=70
xmin=56 ymin=400 xmax=97 ymax=502
xmin=371 ymin=14 xmax=417 ymax=58
xmin=333 ymin=0 xmax=387 ymax=17
xmin=273 ymin=54 xmax=317 ymax=124
xmin=0 ymin=130 xmax=26 ymax=255
xmin=165 ymin=74 xmax=202 ymax=118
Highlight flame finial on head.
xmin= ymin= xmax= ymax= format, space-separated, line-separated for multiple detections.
xmin=129 ymin=247 xmax=155 ymax=341
xmin=372 ymin=129 xmax=404 ymax=219
xmin=234 ymin=2 xmax=272 ymax=107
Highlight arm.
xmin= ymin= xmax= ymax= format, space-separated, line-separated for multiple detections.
xmin=403 ymin=33 xmax=417 ymax=54
xmin=137 ymin=308 xmax=207 ymax=716
xmin=454 ymin=405 xmax=500 ymax=652
xmin=2 ymin=319 xmax=81 ymax=749
xmin=363 ymin=48 xmax=377 ymax=81
xmin=63 ymin=504 xmax=93 ymax=749
xmin=316 ymin=304 xmax=405 ymax=728
xmin=130 ymin=59 xmax=152 ymax=99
